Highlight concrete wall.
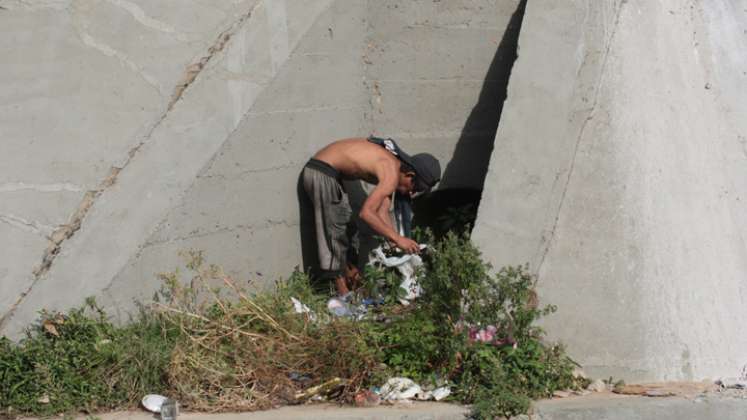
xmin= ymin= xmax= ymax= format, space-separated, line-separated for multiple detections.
xmin=473 ymin=0 xmax=747 ymax=381
xmin=0 ymin=0 xmax=269 ymax=332
xmin=1 ymin=0 xmax=517 ymax=335
xmin=365 ymin=0 xmax=523 ymax=190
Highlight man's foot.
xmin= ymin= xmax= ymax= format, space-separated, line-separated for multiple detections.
xmin=345 ymin=263 xmax=362 ymax=291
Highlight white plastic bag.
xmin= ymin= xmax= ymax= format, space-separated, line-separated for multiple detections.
xmin=378 ymin=377 xmax=423 ymax=401
xmin=290 ymin=297 xmax=316 ymax=321
xmin=369 ymin=244 xmax=426 ymax=304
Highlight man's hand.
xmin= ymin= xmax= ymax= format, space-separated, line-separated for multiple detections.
xmin=394 ymin=235 xmax=420 ymax=254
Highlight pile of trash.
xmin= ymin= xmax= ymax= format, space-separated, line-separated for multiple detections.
xmin=369 ymin=244 xmax=427 ymax=304
xmin=278 ymin=376 xmax=452 ymax=408
xmin=286 ymin=244 xmax=454 ymax=407
xmin=291 ymin=244 xmax=428 ymax=321
xmin=376 ymin=377 xmax=451 ymax=402
xmin=352 ymin=377 xmax=451 ymax=407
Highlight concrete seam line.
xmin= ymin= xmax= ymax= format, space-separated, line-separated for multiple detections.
xmin=535 ymin=0 xmax=626 ymax=276
xmin=0 ymin=183 xmax=84 ymax=193
xmin=0 ymin=2 xmax=263 ymax=330
xmin=94 ymin=0 xmax=335 ymax=307
xmin=0 ymin=214 xmax=57 ymax=237
xmin=167 ymin=3 xmax=261 ymax=111
xmin=141 ymin=220 xmax=301 ymax=249
xmin=0 ymin=167 xmax=121 ymax=329
xmin=361 ymin=0 xmax=377 ymax=130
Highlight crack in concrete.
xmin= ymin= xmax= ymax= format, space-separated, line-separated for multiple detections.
xmin=168 ymin=3 xmax=259 ymax=111
xmin=244 ymin=104 xmax=361 ymax=116
xmin=0 ymin=0 xmax=69 ymax=11
xmin=0 ymin=182 xmax=83 ymax=193
xmin=407 ymin=23 xmax=502 ymax=30
xmin=142 ymin=220 xmax=300 ymax=248
xmin=0 ymin=166 xmax=120 ymax=329
xmin=198 ymin=163 xmax=297 ymax=180
xmin=361 ymin=8 xmax=378 ymax=129
xmin=35 ymin=167 xmax=121 ymax=278
xmin=77 ymin=30 xmax=164 ymax=97
xmin=535 ymin=0 xmax=626 ymax=275
xmin=0 ymin=214 xmax=56 ymax=237
xmin=100 ymin=219 xmax=300 ymax=296
xmin=69 ymin=0 xmax=165 ymax=96
xmin=375 ymin=78 xmax=495 ymax=83
xmin=104 ymin=0 xmax=186 ymax=40
xmin=265 ymin=0 xmax=290 ymax=73
xmin=0 ymin=3 xmax=261 ymax=330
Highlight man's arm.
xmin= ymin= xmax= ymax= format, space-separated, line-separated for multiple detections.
xmin=378 ymin=195 xmax=395 ymax=231
xmin=359 ymin=163 xmax=419 ymax=253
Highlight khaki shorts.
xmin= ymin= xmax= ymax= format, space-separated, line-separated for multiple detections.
xmin=302 ymin=159 xmax=358 ymax=278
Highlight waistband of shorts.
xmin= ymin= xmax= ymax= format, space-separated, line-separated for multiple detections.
xmin=305 ymin=158 xmax=342 ymax=181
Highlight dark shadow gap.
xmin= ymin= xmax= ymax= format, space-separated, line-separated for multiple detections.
xmin=413 ymin=0 xmax=527 ymax=238
xmin=439 ymin=0 xmax=528 ymax=192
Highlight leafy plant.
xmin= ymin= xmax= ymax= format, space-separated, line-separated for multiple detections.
xmin=0 ymin=299 xmax=179 ymax=418
xmin=375 ymin=230 xmax=581 ymax=418
xmin=1 ymin=235 xmax=581 ymax=419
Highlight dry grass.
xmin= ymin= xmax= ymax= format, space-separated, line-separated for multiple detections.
xmin=154 ymin=254 xmax=382 ymax=412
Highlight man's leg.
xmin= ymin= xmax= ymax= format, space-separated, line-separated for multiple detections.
xmin=335 ymin=274 xmax=350 ymax=296
xmin=342 ymin=218 xmax=361 ymax=294
xmin=303 ymin=166 xmax=349 ymax=294
xmin=333 ymin=263 xmax=362 ymax=298
xmin=344 ymin=263 xmax=361 ymax=292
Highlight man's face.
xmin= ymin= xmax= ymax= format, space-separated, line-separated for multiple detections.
xmin=397 ymin=172 xmax=418 ymax=197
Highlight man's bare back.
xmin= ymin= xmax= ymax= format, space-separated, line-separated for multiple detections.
xmin=313 ymin=137 xmax=418 ymax=254
xmin=313 ymin=138 xmax=400 ymax=184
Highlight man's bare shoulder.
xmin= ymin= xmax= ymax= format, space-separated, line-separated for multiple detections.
xmin=315 ymin=138 xmax=380 ymax=156
xmin=314 ymin=138 xmax=398 ymax=181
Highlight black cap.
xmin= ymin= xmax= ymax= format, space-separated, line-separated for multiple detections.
xmin=368 ymin=136 xmax=441 ymax=192
xmin=407 ymin=153 xmax=441 ymax=193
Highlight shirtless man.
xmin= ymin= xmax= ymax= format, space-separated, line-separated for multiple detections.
xmin=302 ymin=136 xmax=441 ymax=296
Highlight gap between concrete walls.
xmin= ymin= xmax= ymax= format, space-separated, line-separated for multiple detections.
xmin=439 ymin=0 xmax=527 ymax=192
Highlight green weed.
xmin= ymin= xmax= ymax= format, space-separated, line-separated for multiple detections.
xmin=366 ymin=231 xmax=581 ymax=418
xmin=1 ymin=234 xmax=581 ymax=419
xmin=0 ymin=300 xmax=179 ymax=418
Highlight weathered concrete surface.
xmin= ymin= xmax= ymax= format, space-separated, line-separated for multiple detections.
xmin=526 ymin=394 xmax=747 ymax=420
xmin=0 ymin=0 xmax=266 ymax=332
xmin=102 ymin=0 xmax=369 ymax=309
xmin=473 ymin=0 xmax=747 ymax=382
xmin=1 ymin=0 xmax=336 ymax=334
xmin=366 ymin=0 xmax=523 ymax=190
xmin=1 ymin=1 xmax=517 ymax=334
xmin=102 ymin=0 xmax=518 ymax=308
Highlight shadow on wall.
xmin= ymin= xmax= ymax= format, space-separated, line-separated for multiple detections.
xmin=439 ymin=0 xmax=527 ymax=191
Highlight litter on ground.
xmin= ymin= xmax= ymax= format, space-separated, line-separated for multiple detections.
xmin=376 ymin=377 xmax=451 ymax=402
xmin=141 ymin=394 xmax=168 ymax=413
xmin=369 ymin=244 xmax=427 ymax=304
xmin=290 ymin=297 xmax=316 ymax=321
